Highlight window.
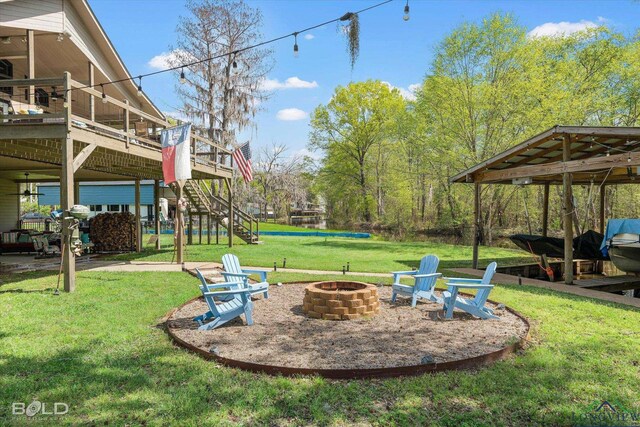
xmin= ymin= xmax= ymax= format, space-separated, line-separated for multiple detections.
xmin=107 ymin=205 xmax=120 ymax=212
xmin=121 ymin=205 xmax=129 ymax=212
xmin=90 ymin=205 xmax=103 ymax=212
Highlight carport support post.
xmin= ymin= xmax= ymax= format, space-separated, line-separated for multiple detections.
xmin=154 ymin=180 xmax=161 ymax=250
xmin=61 ymin=71 xmax=75 ymax=292
xmin=206 ymin=214 xmax=211 ymax=245
xmin=225 ymin=178 xmax=234 ymax=248
xmin=472 ymin=183 xmax=480 ymax=270
xmin=135 ymin=179 xmax=141 ymax=252
xmin=542 ymin=183 xmax=550 ymax=237
xmin=175 ymin=184 xmax=184 ymax=264
xmin=563 ymin=135 xmax=574 ymax=285
xmin=599 ymin=184 xmax=606 ymax=234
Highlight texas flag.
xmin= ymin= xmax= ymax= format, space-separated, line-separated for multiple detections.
xmin=161 ymin=123 xmax=192 ymax=184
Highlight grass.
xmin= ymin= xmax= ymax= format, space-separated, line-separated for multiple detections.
xmin=256 ymin=222 xmax=348 ymax=233
xmin=1 ymin=270 xmax=639 ymax=425
xmin=106 ymin=234 xmax=531 ymax=271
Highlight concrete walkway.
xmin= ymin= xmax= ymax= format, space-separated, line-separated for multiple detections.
xmin=450 ymin=268 xmax=640 ymax=309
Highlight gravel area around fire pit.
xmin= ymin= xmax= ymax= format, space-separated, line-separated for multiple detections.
xmin=167 ymin=282 xmax=528 ymax=370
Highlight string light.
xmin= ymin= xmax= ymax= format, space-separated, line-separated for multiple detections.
xmin=180 ymin=68 xmax=186 ymax=84
xmin=293 ymin=33 xmax=299 ymax=58
xmin=403 ymin=0 xmax=410 ymax=21
xmin=628 ymin=153 xmax=632 ymax=162
xmin=50 ymin=87 xmax=58 ymax=101
xmin=21 ymin=0 xmax=395 ymax=95
xmin=100 ymin=84 xmax=107 ymax=104
xmin=137 ymin=76 xmax=143 ymax=97
xmin=606 ymin=150 xmax=610 ymax=157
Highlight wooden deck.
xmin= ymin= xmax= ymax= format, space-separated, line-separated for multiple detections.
xmin=575 ymin=275 xmax=640 ymax=292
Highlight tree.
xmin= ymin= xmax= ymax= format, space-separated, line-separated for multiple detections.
xmin=309 ymin=80 xmax=406 ymax=223
xmin=171 ymin=0 xmax=273 ymax=147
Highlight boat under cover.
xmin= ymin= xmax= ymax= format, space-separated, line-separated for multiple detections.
xmin=510 ymin=230 xmax=608 ymax=260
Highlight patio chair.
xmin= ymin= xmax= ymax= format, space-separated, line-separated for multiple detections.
xmin=441 ymin=262 xmax=499 ymax=320
xmin=192 ymin=268 xmax=254 ymax=331
xmin=391 ymin=255 xmax=442 ymax=307
xmin=32 ymin=235 xmax=60 ymax=257
xmin=221 ymin=254 xmax=269 ymax=299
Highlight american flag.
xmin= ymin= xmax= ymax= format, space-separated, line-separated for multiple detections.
xmin=232 ymin=142 xmax=253 ymax=182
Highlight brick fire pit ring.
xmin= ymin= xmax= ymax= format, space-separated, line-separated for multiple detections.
xmin=302 ymin=281 xmax=380 ymax=320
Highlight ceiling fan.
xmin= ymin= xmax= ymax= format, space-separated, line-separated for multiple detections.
xmin=7 ymin=172 xmax=45 ymax=196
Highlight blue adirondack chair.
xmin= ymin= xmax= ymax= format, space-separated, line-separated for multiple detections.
xmin=221 ymin=254 xmax=269 ymax=299
xmin=192 ymin=268 xmax=254 ymax=331
xmin=442 ymin=262 xmax=499 ymax=320
xmin=391 ymin=255 xmax=442 ymax=307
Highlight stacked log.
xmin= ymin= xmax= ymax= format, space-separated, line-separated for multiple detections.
xmin=89 ymin=212 xmax=136 ymax=252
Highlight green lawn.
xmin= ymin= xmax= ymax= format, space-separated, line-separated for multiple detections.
xmin=106 ymin=234 xmax=531 ymax=271
xmin=1 ymin=270 xmax=639 ymax=425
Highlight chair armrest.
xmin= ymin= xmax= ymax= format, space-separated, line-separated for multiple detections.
xmin=242 ymin=268 xmax=268 ymax=281
xmin=391 ymin=270 xmax=418 ymax=276
xmin=446 ymin=283 xmax=494 ymax=289
xmin=414 ymin=273 xmax=442 ymax=279
xmin=221 ymin=272 xmax=251 ymax=278
xmin=201 ymin=282 xmax=241 ymax=291
xmin=442 ymin=277 xmax=483 ymax=284
xmin=203 ymin=288 xmax=252 ymax=297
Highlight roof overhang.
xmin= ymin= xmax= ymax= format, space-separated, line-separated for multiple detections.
xmin=450 ymin=126 xmax=640 ymax=185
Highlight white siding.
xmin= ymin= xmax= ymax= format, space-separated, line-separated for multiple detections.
xmin=0 ymin=0 xmax=64 ymax=33
xmin=0 ymin=179 xmax=19 ymax=231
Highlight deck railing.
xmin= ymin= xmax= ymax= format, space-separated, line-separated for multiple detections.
xmin=0 ymin=76 xmax=233 ymax=174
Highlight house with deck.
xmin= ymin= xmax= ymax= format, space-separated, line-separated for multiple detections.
xmin=0 ymin=0 xmax=258 ymax=292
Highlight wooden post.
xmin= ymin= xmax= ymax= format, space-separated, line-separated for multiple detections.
xmin=563 ymin=135 xmax=574 ymax=285
xmin=61 ymin=72 xmax=75 ymax=292
xmin=187 ymin=213 xmax=193 ymax=245
xmin=198 ymin=214 xmax=202 ymax=245
xmin=226 ymin=178 xmax=234 ymax=248
xmin=135 ymin=179 xmax=141 ymax=252
xmin=154 ymin=179 xmax=161 ymax=250
xmin=472 ymin=183 xmax=481 ymax=270
xmin=599 ymin=184 xmax=606 ymax=234
xmin=207 ymin=214 xmax=211 ymax=245
xmin=123 ymin=99 xmax=130 ymax=147
xmin=175 ymin=184 xmax=184 ymax=264
xmin=542 ymin=183 xmax=550 ymax=237
xmin=216 ymin=221 xmax=219 ymax=245
xmin=74 ymin=181 xmax=80 ymax=205
xmin=27 ymin=30 xmax=34 ymax=105
xmin=256 ymin=220 xmax=259 ymax=242
xmin=88 ymin=62 xmax=95 ymax=121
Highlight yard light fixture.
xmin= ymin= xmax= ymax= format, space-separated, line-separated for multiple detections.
xmin=50 ymin=87 xmax=58 ymax=101
xmin=57 ymin=33 xmax=64 ymax=42
xmin=293 ymin=33 xmax=299 ymax=58
xmin=628 ymin=153 xmax=632 ymax=163
xmin=137 ymin=76 xmax=143 ymax=97
xmin=100 ymin=84 xmax=107 ymax=104
xmin=606 ymin=150 xmax=611 ymax=157
xmin=179 ymin=68 xmax=186 ymax=84
xmin=403 ymin=1 xmax=410 ymax=21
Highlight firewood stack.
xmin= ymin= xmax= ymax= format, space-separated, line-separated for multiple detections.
xmin=89 ymin=212 xmax=136 ymax=252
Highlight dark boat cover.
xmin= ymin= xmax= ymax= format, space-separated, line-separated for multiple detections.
xmin=510 ymin=231 xmax=609 ymax=260
xmin=510 ymin=234 xmax=565 ymax=258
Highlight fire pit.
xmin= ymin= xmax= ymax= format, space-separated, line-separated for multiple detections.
xmin=302 ymin=281 xmax=380 ymax=320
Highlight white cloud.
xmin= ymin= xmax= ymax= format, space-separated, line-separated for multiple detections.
xmin=148 ymin=49 xmax=194 ymax=70
xmin=382 ymin=81 xmax=420 ymax=101
xmin=293 ymin=148 xmax=321 ymax=160
xmin=304 ymin=34 xmax=315 ymax=40
xmin=527 ymin=19 xmax=600 ymax=38
xmin=276 ymin=108 xmax=308 ymax=121
xmin=260 ymin=77 xmax=318 ymax=91
xmin=161 ymin=110 xmax=190 ymax=122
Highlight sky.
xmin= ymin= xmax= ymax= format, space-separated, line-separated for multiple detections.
xmin=89 ymin=0 xmax=640 ymax=159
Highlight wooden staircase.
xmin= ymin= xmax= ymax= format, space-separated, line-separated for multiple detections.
xmin=182 ymin=180 xmax=259 ymax=244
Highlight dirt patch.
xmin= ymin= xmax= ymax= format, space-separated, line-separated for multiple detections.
xmin=167 ymin=283 xmax=528 ymax=370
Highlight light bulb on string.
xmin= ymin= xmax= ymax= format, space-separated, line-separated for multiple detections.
xmin=180 ymin=68 xmax=186 ymax=84
xmin=606 ymin=150 xmax=610 ymax=157
xmin=50 ymin=87 xmax=58 ymax=102
xmin=137 ymin=76 xmax=143 ymax=97
xmin=403 ymin=1 xmax=410 ymax=21
xmin=293 ymin=33 xmax=299 ymax=58
xmin=101 ymin=84 xmax=107 ymax=104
